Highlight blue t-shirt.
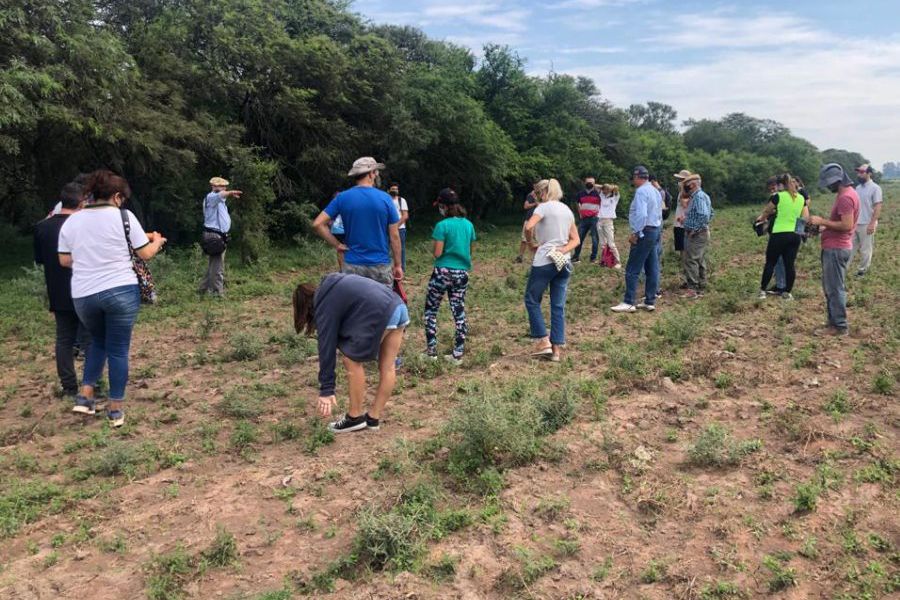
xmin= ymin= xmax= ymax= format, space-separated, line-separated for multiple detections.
xmin=324 ymin=187 xmax=399 ymax=266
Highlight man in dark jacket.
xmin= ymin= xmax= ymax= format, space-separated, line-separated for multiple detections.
xmin=34 ymin=182 xmax=91 ymax=399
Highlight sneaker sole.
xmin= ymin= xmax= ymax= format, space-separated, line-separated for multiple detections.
xmin=329 ymin=422 xmax=367 ymax=434
xmin=72 ymin=406 xmax=95 ymax=415
xmin=108 ymin=417 xmax=125 ymax=428
xmin=367 ymin=424 xmax=380 ymax=431
xmin=530 ymin=348 xmax=553 ymax=356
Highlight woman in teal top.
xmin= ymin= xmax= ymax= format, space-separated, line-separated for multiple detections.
xmin=755 ymin=173 xmax=810 ymax=300
xmin=424 ymin=188 xmax=476 ymax=363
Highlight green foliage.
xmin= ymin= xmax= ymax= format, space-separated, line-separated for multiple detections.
xmin=687 ymin=423 xmax=762 ymax=467
xmin=0 ymin=480 xmax=65 ymax=538
xmin=762 ymin=554 xmax=797 ymax=592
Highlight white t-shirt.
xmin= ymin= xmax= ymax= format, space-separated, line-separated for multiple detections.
xmin=855 ymin=180 xmax=883 ymax=225
xmin=599 ymin=193 xmax=619 ymax=220
xmin=532 ymin=201 xmax=575 ymax=267
xmin=392 ymin=196 xmax=409 ymax=230
xmin=58 ymin=205 xmax=150 ymax=298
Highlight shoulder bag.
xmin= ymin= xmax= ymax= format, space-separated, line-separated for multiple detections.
xmin=119 ymin=209 xmax=157 ymax=304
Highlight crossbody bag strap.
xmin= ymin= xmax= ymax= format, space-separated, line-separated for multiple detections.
xmin=119 ymin=208 xmax=136 ymax=258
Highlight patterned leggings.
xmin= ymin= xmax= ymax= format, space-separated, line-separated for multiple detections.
xmin=424 ymin=267 xmax=469 ymax=357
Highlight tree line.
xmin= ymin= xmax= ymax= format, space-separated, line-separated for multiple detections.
xmin=0 ymin=0 xmax=875 ymax=261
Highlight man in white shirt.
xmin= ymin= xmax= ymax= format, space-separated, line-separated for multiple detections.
xmin=388 ymin=182 xmax=409 ymax=271
xmin=850 ymin=164 xmax=883 ymax=276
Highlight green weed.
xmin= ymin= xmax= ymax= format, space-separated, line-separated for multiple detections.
xmin=687 ymin=423 xmax=762 ymax=467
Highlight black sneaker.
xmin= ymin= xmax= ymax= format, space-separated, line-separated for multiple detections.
xmin=365 ymin=413 xmax=380 ymax=431
xmin=766 ymin=287 xmax=785 ymax=296
xmin=328 ymin=413 xmax=367 ymax=434
xmin=514 ymin=255 xmax=523 ymax=264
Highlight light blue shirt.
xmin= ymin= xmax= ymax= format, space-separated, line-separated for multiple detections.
xmin=683 ymin=189 xmax=713 ymax=231
xmin=203 ymin=192 xmax=231 ymax=233
xmin=629 ymin=182 xmax=662 ymax=237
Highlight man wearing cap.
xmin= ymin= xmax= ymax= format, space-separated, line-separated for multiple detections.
xmin=611 ymin=166 xmax=662 ymax=313
xmin=199 ymin=177 xmax=242 ymax=296
xmin=808 ymin=163 xmax=860 ymax=336
xmin=312 ymin=157 xmax=402 ymax=286
xmin=850 ymin=164 xmax=883 ymax=276
xmin=678 ymin=173 xmax=713 ymax=298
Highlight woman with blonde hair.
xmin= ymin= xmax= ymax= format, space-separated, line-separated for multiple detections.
xmin=597 ymin=183 xmax=621 ymax=268
xmin=523 ymin=179 xmax=580 ymax=361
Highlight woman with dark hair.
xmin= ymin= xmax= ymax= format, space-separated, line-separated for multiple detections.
xmin=423 ymin=188 xmax=476 ymax=363
xmin=293 ymin=272 xmax=408 ymax=433
xmin=57 ymin=170 xmax=167 ymax=426
xmin=755 ymin=173 xmax=809 ymax=301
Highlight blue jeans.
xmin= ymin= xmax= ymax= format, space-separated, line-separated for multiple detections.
xmin=573 ymin=216 xmax=599 ymax=261
xmin=399 ymin=228 xmax=407 ymax=271
xmin=74 ymin=285 xmax=141 ymax=401
xmin=624 ymin=227 xmax=660 ymax=306
xmin=524 ymin=263 xmax=572 ymax=345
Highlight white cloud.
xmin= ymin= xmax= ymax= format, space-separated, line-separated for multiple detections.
xmin=645 ymin=11 xmax=827 ymax=49
xmin=563 ymin=39 xmax=900 ymax=166
xmin=546 ymin=0 xmax=641 ymax=8
xmin=556 ymin=45 xmax=625 ymax=54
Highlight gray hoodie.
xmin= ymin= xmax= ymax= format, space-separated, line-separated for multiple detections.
xmin=314 ymin=273 xmax=402 ymax=396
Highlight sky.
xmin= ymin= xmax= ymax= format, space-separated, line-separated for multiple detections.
xmin=351 ymin=0 xmax=900 ymax=168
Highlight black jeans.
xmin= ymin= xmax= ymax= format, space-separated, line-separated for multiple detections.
xmin=54 ymin=310 xmax=91 ymax=395
xmin=761 ymin=232 xmax=802 ymax=292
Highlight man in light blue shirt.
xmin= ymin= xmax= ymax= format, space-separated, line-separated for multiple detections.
xmin=678 ymin=173 xmax=713 ymax=297
xmin=199 ymin=176 xmax=242 ymax=295
xmin=612 ymin=166 xmax=661 ymax=313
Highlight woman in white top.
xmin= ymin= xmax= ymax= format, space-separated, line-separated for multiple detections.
xmin=58 ymin=170 xmax=167 ymax=427
xmin=523 ymin=179 xmax=580 ymax=362
xmin=597 ymin=184 xmax=621 ymax=268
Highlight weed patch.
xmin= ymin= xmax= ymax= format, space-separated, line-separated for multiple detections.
xmin=687 ymin=423 xmax=762 ymax=468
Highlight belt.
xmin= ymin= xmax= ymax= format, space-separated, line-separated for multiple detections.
xmin=642 ymin=226 xmax=659 ymax=231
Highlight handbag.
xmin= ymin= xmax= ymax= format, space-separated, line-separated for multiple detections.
xmin=200 ymin=230 xmax=227 ymax=255
xmin=600 ymin=244 xmax=617 ymax=267
xmin=392 ymin=278 xmax=408 ymax=304
xmin=119 ymin=209 xmax=157 ymax=304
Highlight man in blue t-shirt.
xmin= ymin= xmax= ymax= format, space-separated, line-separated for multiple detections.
xmin=313 ymin=157 xmax=402 ymax=285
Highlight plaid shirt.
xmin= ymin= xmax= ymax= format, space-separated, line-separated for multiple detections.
xmin=683 ymin=189 xmax=712 ymax=231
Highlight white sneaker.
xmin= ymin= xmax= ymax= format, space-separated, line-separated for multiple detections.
xmin=611 ymin=303 xmax=636 ymax=313
xmin=636 ymin=302 xmax=656 ymax=311
xmin=613 ymin=263 xmax=622 ymax=270
xmin=781 ymin=292 xmax=794 ymax=301
xmin=756 ymin=290 xmax=767 ymax=300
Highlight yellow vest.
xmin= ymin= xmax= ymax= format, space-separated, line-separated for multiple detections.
xmin=771 ymin=191 xmax=804 ymax=234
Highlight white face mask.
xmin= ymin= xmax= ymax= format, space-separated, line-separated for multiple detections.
xmin=438 ymin=206 xmax=447 ymax=217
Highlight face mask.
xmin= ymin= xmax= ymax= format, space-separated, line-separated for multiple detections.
xmin=389 ymin=190 xmax=399 ymax=196
xmin=585 ymin=183 xmax=594 ymax=190
xmin=827 ymin=182 xmax=840 ymax=193
xmin=857 ymin=175 xmax=867 ymax=183
xmin=438 ymin=206 xmax=447 ymax=217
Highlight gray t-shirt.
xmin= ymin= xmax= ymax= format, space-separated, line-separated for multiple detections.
xmin=532 ymin=201 xmax=575 ymax=267
xmin=855 ymin=180 xmax=883 ymax=225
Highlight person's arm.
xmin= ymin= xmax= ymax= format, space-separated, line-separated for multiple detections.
xmin=558 ymin=222 xmax=581 ymax=254
xmin=810 ymin=210 xmax=854 ymax=232
xmin=629 ymin=193 xmax=648 ymax=238
xmin=312 ymin=211 xmax=345 ymax=250
xmin=399 ymin=210 xmax=409 ymax=228
xmin=524 ymin=212 xmax=542 ymax=248
xmin=523 ymin=198 xmax=538 ymax=210
xmin=756 ymin=198 xmax=777 ymax=223
xmin=433 ymin=240 xmax=444 ymax=259
xmin=869 ymin=188 xmax=883 ymax=234
xmin=315 ymin=309 xmax=339 ymax=414
xmin=135 ymin=234 xmax=167 ymax=261
xmin=59 ymin=253 xmax=73 ymax=268
xmin=389 ymin=223 xmax=403 ymax=280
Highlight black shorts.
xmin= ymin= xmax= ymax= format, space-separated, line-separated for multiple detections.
xmin=674 ymin=227 xmax=685 ymax=251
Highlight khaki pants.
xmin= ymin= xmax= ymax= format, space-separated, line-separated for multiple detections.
xmin=682 ymin=228 xmax=709 ymax=290
xmin=199 ymin=235 xmax=226 ymax=295
xmin=596 ymin=219 xmax=620 ymax=264
xmin=850 ymin=223 xmax=875 ymax=273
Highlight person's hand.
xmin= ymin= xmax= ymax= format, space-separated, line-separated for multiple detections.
xmin=808 ymin=215 xmax=823 ymax=227
xmin=317 ymin=395 xmax=336 ymax=417
xmin=628 ymin=233 xmax=638 ymax=246
xmin=393 ymin=265 xmax=404 ymax=281
xmin=336 ymin=243 xmax=348 ymax=253
xmin=676 ymin=215 xmax=685 ymax=225
xmin=228 ymin=190 xmax=243 ymax=198
xmin=867 ymin=222 xmax=877 ymax=235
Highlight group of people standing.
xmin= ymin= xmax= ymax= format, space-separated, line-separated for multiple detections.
xmin=32 ymin=154 xmax=883 ymax=434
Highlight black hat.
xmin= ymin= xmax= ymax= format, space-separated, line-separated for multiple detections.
xmin=433 ymin=187 xmax=459 ymax=206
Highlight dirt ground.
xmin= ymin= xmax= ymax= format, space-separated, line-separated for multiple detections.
xmin=0 ymin=205 xmax=898 ymax=600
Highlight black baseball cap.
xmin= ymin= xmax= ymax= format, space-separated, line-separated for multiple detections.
xmin=433 ymin=187 xmax=459 ymax=206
